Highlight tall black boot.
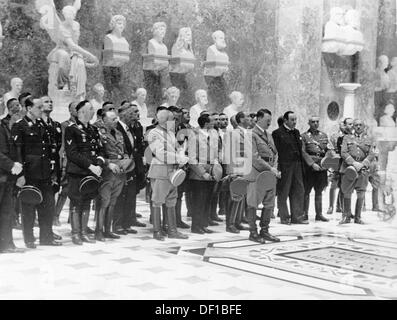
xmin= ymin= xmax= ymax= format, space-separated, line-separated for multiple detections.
xmin=372 ymin=188 xmax=380 ymax=211
xmin=104 ymin=206 xmax=120 ymax=239
xmin=81 ymin=209 xmax=95 ymax=243
xmin=167 ymin=207 xmax=188 ymax=239
xmin=354 ymin=198 xmax=365 ymax=224
xmin=260 ymin=208 xmax=280 ymax=242
xmin=162 ymin=205 xmax=168 ymax=235
xmin=152 ymin=206 xmax=164 ymax=241
xmin=95 ymin=208 xmax=106 ymax=241
xmin=226 ymin=200 xmax=240 ymax=233
xmin=327 ymin=187 xmax=336 ymax=215
xmin=303 ymin=193 xmax=310 ymax=220
xmin=336 ymin=190 xmax=343 ymax=213
xmin=175 ymin=197 xmax=189 ymax=229
xmin=71 ymin=206 xmax=82 ymax=245
xmin=246 ymin=207 xmax=264 ymax=243
xmin=315 ymin=193 xmax=329 ymax=222
xmin=339 ymin=198 xmax=352 ymax=225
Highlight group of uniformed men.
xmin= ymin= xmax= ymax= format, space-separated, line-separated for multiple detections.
xmin=0 ymin=90 xmax=377 ymax=253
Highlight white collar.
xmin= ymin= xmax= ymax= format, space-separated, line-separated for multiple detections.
xmin=199 ymin=128 xmax=210 ymax=138
xmin=284 ymin=124 xmax=294 ymax=131
xmin=255 ymin=124 xmax=266 ymax=133
xmin=119 ymin=120 xmax=129 ymax=132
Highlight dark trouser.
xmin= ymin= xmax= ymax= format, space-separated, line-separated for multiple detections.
xmin=218 ymin=190 xmax=228 ymax=215
xmin=176 ymin=179 xmax=192 ymax=222
xmin=208 ymin=182 xmax=222 ymax=220
xmin=113 ymin=179 xmax=137 ymax=231
xmin=303 ymin=168 xmax=328 ymax=217
xmin=21 ymin=179 xmax=55 ymax=243
xmin=0 ymin=182 xmax=14 ymax=250
xmin=190 ymin=180 xmax=214 ymax=230
xmin=247 ymin=188 xmax=275 ymax=233
xmin=277 ymin=161 xmax=305 ymax=221
xmin=226 ymin=197 xmax=244 ymax=228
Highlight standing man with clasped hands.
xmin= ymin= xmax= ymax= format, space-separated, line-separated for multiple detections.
xmin=64 ymin=100 xmax=105 ymax=245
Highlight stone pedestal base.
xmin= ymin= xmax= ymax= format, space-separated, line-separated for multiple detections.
xmin=50 ymin=89 xmax=74 ymax=123
xmin=339 ymin=83 xmax=361 ymax=119
xmin=169 ymin=57 xmax=196 ymax=74
xmin=203 ymin=61 xmax=229 ymax=77
xmin=142 ymin=54 xmax=170 ymax=71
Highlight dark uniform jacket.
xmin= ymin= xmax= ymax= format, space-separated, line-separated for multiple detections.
xmin=64 ymin=119 xmax=105 ymax=177
xmin=0 ymin=116 xmax=15 ymax=183
xmin=11 ymin=116 xmax=53 ymax=181
xmin=42 ymin=116 xmax=62 ymax=182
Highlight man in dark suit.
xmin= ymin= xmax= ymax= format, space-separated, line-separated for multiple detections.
xmin=272 ymin=111 xmax=311 ymax=225
xmin=113 ymin=104 xmax=145 ymax=235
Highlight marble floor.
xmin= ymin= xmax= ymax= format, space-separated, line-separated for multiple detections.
xmin=0 ymin=188 xmax=396 ymax=300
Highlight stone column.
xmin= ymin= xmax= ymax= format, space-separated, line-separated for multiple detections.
xmin=274 ymin=0 xmax=324 ymax=132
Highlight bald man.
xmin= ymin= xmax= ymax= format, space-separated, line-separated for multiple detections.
xmin=301 ymin=116 xmax=332 ymax=222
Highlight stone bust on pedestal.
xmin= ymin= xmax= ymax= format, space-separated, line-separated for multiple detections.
xmin=338 ymin=9 xmax=364 ymax=56
xmin=1 ymin=77 xmax=23 ymax=119
xmin=375 ymin=55 xmax=390 ymax=92
xmin=322 ymin=7 xmax=345 ymax=54
xmin=204 ymin=30 xmax=230 ymax=77
xmin=189 ymin=89 xmax=208 ymax=128
xmin=223 ymin=91 xmax=244 ymax=129
xmin=380 ymin=103 xmax=396 ymax=127
xmin=170 ymin=27 xmax=196 ymax=74
xmin=103 ymin=15 xmax=130 ymax=67
xmin=89 ymin=83 xmax=105 ymax=124
xmin=143 ymin=22 xmax=170 ymax=71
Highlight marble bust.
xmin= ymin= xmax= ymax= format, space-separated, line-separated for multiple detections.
xmin=338 ymin=9 xmax=364 ymax=56
xmin=89 ymin=83 xmax=105 ymax=124
xmin=375 ymin=55 xmax=390 ymax=92
xmin=1 ymin=77 xmax=23 ymax=119
xmin=161 ymin=86 xmax=180 ymax=108
xmin=223 ymin=91 xmax=244 ymax=129
xmin=204 ymin=30 xmax=230 ymax=77
xmin=170 ymin=27 xmax=196 ymax=73
xmin=103 ymin=15 xmax=131 ymax=67
xmin=132 ymin=88 xmax=152 ymax=127
xmin=379 ymin=103 xmax=396 ymax=127
xmin=189 ymin=89 xmax=208 ymax=128
xmin=143 ymin=21 xmax=170 ymax=71
xmin=387 ymin=57 xmax=397 ymax=93
xmin=322 ymin=7 xmax=345 ymax=54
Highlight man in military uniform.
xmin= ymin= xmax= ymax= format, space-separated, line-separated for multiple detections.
xmin=147 ymin=109 xmax=189 ymax=241
xmin=245 ymin=109 xmax=280 ymax=243
xmin=40 ymin=97 xmax=62 ymax=241
xmin=64 ymin=100 xmax=105 ymax=245
xmin=96 ymin=110 xmax=131 ymax=241
xmin=301 ymin=116 xmax=332 ymax=222
xmin=54 ymin=102 xmax=78 ymax=226
xmin=0 ymin=98 xmax=24 ymax=253
xmin=340 ymin=119 xmax=375 ymax=224
xmin=11 ymin=98 xmax=62 ymax=248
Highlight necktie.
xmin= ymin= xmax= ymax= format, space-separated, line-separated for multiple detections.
xmin=126 ymin=127 xmax=134 ymax=149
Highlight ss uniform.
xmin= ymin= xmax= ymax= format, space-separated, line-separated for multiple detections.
xmin=245 ymin=125 xmax=280 ymax=243
xmin=0 ymin=116 xmax=20 ymax=252
xmin=301 ymin=128 xmax=332 ymax=222
xmin=11 ymin=116 xmax=61 ymax=247
xmin=340 ymin=133 xmax=375 ymax=224
xmin=64 ymin=119 xmax=105 ymax=244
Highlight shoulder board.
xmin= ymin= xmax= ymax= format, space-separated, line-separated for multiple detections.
xmin=16 ymin=119 xmax=22 ymax=123
xmin=68 ymin=122 xmax=75 ymax=127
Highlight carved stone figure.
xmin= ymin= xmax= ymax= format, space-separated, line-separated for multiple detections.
xmin=161 ymin=86 xmax=180 ymax=108
xmin=35 ymin=0 xmax=99 ymax=100
xmin=132 ymin=88 xmax=152 ymax=127
xmin=322 ymin=7 xmax=345 ymax=54
xmin=204 ymin=30 xmax=230 ymax=77
xmin=89 ymin=83 xmax=105 ymax=124
xmin=1 ymin=78 xmax=23 ymax=119
xmin=143 ymin=22 xmax=170 ymax=71
xmin=375 ymin=55 xmax=390 ymax=92
xmin=189 ymin=89 xmax=208 ymax=128
xmin=103 ymin=15 xmax=130 ymax=67
xmin=170 ymin=27 xmax=196 ymax=74
xmin=338 ymin=9 xmax=364 ymax=56
xmin=379 ymin=103 xmax=396 ymax=127
xmin=223 ymin=91 xmax=244 ymax=129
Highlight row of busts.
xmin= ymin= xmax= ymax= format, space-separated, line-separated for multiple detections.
xmin=322 ymin=7 xmax=364 ymax=56
xmin=102 ymin=17 xmax=229 ymax=77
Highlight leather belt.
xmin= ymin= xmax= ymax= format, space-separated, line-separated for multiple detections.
xmin=308 ymin=152 xmax=325 ymax=157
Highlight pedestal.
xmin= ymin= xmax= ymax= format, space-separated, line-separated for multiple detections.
xmin=169 ymin=57 xmax=196 ymax=74
xmin=203 ymin=61 xmax=229 ymax=77
xmin=50 ymin=89 xmax=74 ymax=123
xmin=103 ymin=49 xmax=131 ymax=67
xmin=142 ymin=54 xmax=170 ymax=71
xmin=339 ymin=83 xmax=361 ymax=119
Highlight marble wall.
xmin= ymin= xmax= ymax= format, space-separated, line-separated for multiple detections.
xmin=0 ymin=0 xmax=382 ymax=129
